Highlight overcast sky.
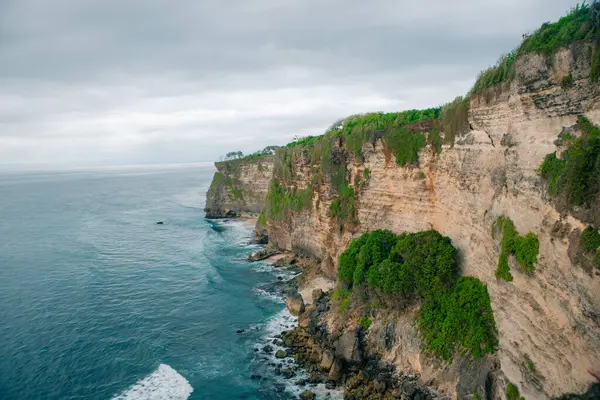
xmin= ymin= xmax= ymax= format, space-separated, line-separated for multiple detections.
xmin=0 ymin=0 xmax=576 ymax=168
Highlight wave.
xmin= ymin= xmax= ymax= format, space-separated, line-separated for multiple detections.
xmin=112 ymin=364 xmax=193 ymax=400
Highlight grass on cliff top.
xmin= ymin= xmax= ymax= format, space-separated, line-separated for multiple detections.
xmin=494 ymin=216 xmax=539 ymax=282
xmin=337 ymin=230 xmax=498 ymax=361
xmin=471 ymin=2 xmax=600 ymax=94
xmin=539 ymin=116 xmax=600 ymax=209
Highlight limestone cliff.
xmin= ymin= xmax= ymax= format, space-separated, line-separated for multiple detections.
xmin=204 ymin=156 xmax=274 ymax=218
xmin=204 ymin=42 xmax=600 ymax=399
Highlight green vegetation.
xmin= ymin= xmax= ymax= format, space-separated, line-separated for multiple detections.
xmin=581 ymin=226 xmax=600 ymax=252
xmin=337 ymin=230 xmax=498 ymax=360
xmin=471 ymin=52 xmax=517 ymax=95
xmin=326 ymin=109 xmax=440 ymax=138
xmin=472 ymin=2 xmax=600 ymax=94
xmin=257 ymin=211 xmax=267 ymax=228
xmin=495 ymin=217 xmax=539 ymax=281
xmin=539 ymin=116 xmax=600 ymax=208
xmin=359 ymin=316 xmax=372 ymax=330
xmin=417 ymin=170 xmax=426 ymax=180
xmin=420 ymin=276 xmax=497 ymax=360
xmin=561 ymin=73 xmax=575 ymax=89
xmin=429 ymin=128 xmax=443 ymax=154
xmin=524 ymin=353 xmax=536 ymax=372
xmin=506 ymin=383 xmax=525 ymax=400
xmin=363 ymin=168 xmax=371 ymax=179
xmin=474 ymin=393 xmax=482 ymax=400
xmin=385 ymin=128 xmax=427 ymax=166
xmin=440 ymin=96 xmax=470 ymax=145
xmin=266 ymin=181 xmax=313 ymax=219
xmin=285 ymin=135 xmax=323 ymax=148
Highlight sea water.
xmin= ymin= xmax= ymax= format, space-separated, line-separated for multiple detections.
xmin=0 ymin=164 xmax=312 ymax=399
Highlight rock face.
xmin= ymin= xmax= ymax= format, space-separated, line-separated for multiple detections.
xmin=204 ymin=156 xmax=274 ymax=218
xmin=205 ymin=42 xmax=600 ymax=399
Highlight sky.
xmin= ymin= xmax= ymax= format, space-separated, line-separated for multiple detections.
xmin=0 ymin=0 xmax=577 ymax=168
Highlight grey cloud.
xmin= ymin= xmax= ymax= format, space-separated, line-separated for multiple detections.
xmin=0 ymin=0 xmax=577 ymax=167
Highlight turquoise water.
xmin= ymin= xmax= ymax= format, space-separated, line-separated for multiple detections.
xmin=0 ymin=165 xmax=293 ymax=399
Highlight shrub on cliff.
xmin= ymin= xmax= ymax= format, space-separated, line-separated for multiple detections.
xmin=419 ymin=276 xmax=498 ymax=360
xmin=337 ymin=229 xmax=497 ymax=361
xmin=540 ymin=116 xmax=600 ymax=208
xmin=494 ymin=217 xmax=539 ymax=281
xmin=581 ymin=226 xmax=600 ymax=252
xmin=266 ymin=181 xmax=313 ymax=219
xmin=440 ymin=96 xmax=470 ymax=145
xmin=384 ymin=128 xmax=427 ymax=166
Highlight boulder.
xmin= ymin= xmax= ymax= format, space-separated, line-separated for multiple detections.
xmin=328 ymin=358 xmax=344 ymax=382
xmin=275 ymin=349 xmax=288 ymax=359
xmin=319 ymin=350 xmax=334 ymax=371
xmin=300 ymin=390 xmax=315 ymax=400
xmin=312 ymin=288 xmax=324 ymax=302
xmin=334 ymin=329 xmax=362 ymax=362
xmin=282 ymin=367 xmax=295 ymax=379
xmin=286 ymin=291 xmax=305 ymax=316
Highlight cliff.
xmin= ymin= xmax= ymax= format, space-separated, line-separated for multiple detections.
xmin=204 ymin=39 xmax=600 ymax=400
xmin=204 ymin=156 xmax=274 ymax=218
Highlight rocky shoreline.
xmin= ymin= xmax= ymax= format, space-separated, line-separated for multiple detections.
xmin=249 ymin=250 xmax=444 ymax=400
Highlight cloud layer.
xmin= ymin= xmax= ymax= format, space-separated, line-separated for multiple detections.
xmin=0 ymin=0 xmax=576 ymax=167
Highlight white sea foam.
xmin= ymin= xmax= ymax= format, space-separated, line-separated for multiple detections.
xmin=112 ymin=364 xmax=193 ymax=400
xmin=253 ymin=288 xmax=285 ymax=303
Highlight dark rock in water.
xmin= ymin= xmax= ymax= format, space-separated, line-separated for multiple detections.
xmin=236 ymin=329 xmax=245 ymax=334
xmin=274 ymin=367 xmax=281 ymax=375
xmin=282 ymin=367 xmax=295 ymax=379
xmin=156 ymin=221 xmax=164 ymax=225
xmin=253 ymin=348 xmax=259 ymax=352
xmin=307 ymin=372 xmax=321 ymax=384
xmin=274 ymin=384 xmax=285 ymax=393
xmin=295 ymin=379 xmax=306 ymax=386
xmin=275 ymin=349 xmax=288 ymax=358
xmin=248 ymin=243 xmax=278 ymax=262
xmin=277 ymin=276 xmax=283 ymax=281
xmin=250 ymin=374 xmax=261 ymax=380
xmin=262 ymin=345 xmax=273 ymax=353
xmin=299 ymin=390 xmax=315 ymax=400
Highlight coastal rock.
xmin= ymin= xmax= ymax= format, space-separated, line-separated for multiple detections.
xmin=328 ymin=358 xmax=344 ymax=382
xmin=275 ymin=349 xmax=288 ymax=359
xmin=319 ymin=350 xmax=334 ymax=372
xmin=299 ymin=390 xmax=315 ymax=400
xmin=334 ymin=329 xmax=362 ymax=363
xmin=285 ymin=291 xmax=305 ymax=316
xmin=311 ymin=289 xmax=324 ymax=303
xmin=248 ymin=243 xmax=278 ymax=262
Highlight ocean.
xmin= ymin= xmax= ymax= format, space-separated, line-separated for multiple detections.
xmin=0 ymin=164 xmax=312 ymax=400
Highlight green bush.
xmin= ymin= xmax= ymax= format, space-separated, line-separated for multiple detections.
xmin=495 ymin=217 xmax=539 ymax=280
xmin=338 ymin=229 xmax=496 ymax=360
xmin=506 ymin=383 xmax=525 ymax=400
xmin=359 ymin=316 xmax=372 ymax=330
xmin=524 ymin=353 xmax=535 ymax=372
xmin=363 ymin=168 xmax=371 ymax=178
xmin=326 ymin=109 xmax=440 ymax=138
xmin=429 ymin=128 xmax=443 ymax=154
xmin=561 ymin=73 xmax=575 ymax=89
xmin=266 ymin=181 xmax=313 ymax=219
xmin=540 ymin=116 xmax=600 ymax=208
xmin=440 ymin=96 xmax=470 ymax=145
xmin=419 ymin=277 xmax=498 ymax=360
xmin=385 ymin=128 xmax=427 ymax=166
xmin=581 ymin=226 xmax=600 ymax=252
